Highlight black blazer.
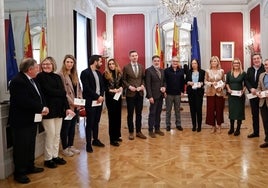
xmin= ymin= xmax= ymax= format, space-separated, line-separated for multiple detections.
xmin=185 ymin=69 xmax=205 ymax=96
xmin=8 ymin=72 xmax=46 ymax=128
xmin=80 ymin=68 xmax=105 ymax=107
xmin=145 ymin=66 xmax=165 ymax=99
xmin=245 ymin=64 xmax=265 ymax=92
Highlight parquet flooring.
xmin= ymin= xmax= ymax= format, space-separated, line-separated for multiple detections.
xmin=1 ymin=105 xmax=268 ymax=188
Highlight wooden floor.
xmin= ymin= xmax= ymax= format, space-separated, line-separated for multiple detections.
xmin=1 ymin=105 xmax=268 ymax=188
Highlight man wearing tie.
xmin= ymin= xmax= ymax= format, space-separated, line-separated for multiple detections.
xmin=145 ymin=55 xmax=166 ymax=138
xmin=8 ymin=58 xmax=49 ymax=184
xmin=245 ymin=53 xmax=265 ymax=138
xmin=122 ymin=50 xmax=146 ymax=140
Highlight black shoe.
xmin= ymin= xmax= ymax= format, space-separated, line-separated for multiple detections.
xmin=26 ymin=166 xmax=44 ymax=174
xmin=260 ymin=142 xmax=268 ymax=148
xmin=117 ymin=138 xmax=123 ymax=142
xmin=52 ymin=157 xmax=66 ymax=165
xmin=14 ymin=174 xmax=30 ymax=184
xmin=247 ymin=133 xmax=259 ymax=138
xmin=176 ymin=126 xmax=183 ymax=131
xmin=192 ymin=127 xmax=196 ymax=132
xmin=44 ymin=160 xmax=57 ymax=168
xmin=110 ymin=141 xmax=120 ymax=147
xmin=92 ymin=139 xmax=105 ymax=147
xmin=166 ymin=126 xmax=171 ymax=131
xmin=86 ymin=145 xmax=93 ymax=153
xmin=234 ymin=130 xmax=240 ymax=136
xmin=228 ymin=129 xmax=234 ymax=135
xmin=197 ymin=127 xmax=201 ymax=132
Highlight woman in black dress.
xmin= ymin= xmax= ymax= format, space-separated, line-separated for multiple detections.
xmin=103 ymin=59 xmax=123 ymax=146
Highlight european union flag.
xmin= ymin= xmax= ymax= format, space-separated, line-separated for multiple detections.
xmin=191 ymin=17 xmax=201 ymax=65
xmin=6 ymin=14 xmax=18 ymax=87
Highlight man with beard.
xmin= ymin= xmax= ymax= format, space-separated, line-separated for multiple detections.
xmin=80 ymin=55 xmax=105 ymax=153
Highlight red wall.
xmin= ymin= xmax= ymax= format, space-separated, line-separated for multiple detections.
xmin=113 ymin=14 xmax=145 ymax=69
xmin=96 ymin=7 xmax=106 ymax=72
xmin=250 ymin=4 xmax=260 ymax=53
xmin=211 ymin=13 xmax=243 ymax=72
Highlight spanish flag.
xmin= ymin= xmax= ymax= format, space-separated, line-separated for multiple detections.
xmin=172 ymin=22 xmax=179 ymax=58
xmin=40 ymin=27 xmax=47 ymax=62
xmin=155 ymin=24 xmax=161 ymax=56
xmin=23 ymin=13 xmax=33 ymax=58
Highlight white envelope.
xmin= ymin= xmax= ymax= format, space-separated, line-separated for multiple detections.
xmin=214 ymin=80 xmax=224 ymax=89
xmin=113 ymin=91 xmax=122 ymax=101
xmin=246 ymin=93 xmax=257 ymax=100
xmin=192 ymin=82 xmax=201 ymax=89
xmin=231 ymin=90 xmax=242 ymax=96
xmin=34 ymin=113 xmax=42 ymax=122
xmin=259 ymin=91 xmax=268 ymax=98
xmin=74 ymin=98 xmax=86 ymax=106
xmin=64 ymin=114 xmax=74 ymax=120
xmin=92 ymin=100 xmax=102 ymax=107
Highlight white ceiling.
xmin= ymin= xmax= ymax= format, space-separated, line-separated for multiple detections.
xmin=100 ymin=0 xmax=252 ymax=7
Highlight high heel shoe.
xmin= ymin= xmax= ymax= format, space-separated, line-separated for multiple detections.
xmin=211 ymin=126 xmax=216 ymax=133
xmin=216 ymin=125 xmax=221 ymax=133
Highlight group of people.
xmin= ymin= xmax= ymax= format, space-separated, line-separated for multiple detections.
xmin=9 ymin=55 xmax=82 ymax=183
xmin=8 ymin=51 xmax=268 ymax=184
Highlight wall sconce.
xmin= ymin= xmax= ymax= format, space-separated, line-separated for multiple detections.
xmin=102 ymin=31 xmax=111 ymax=58
xmin=245 ymin=30 xmax=255 ymax=55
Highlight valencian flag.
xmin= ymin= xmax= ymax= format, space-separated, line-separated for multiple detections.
xmin=40 ymin=27 xmax=47 ymax=62
xmin=6 ymin=14 xmax=18 ymax=86
xmin=172 ymin=22 xmax=179 ymax=57
xmin=24 ymin=12 xmax=33 ymax=58
xmin=191 ymin=17 xmax=201 ymax=64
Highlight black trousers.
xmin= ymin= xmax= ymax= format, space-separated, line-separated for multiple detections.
xmin=148 ymin=97 xmax=163 ymax=132
xmin=260 ymin=102 xmax=268 ymax=142
xmin=249 ymin=97 xmax=260 ymax=135
xmin=106 ymin=94 xmax=122 ymax=142
xmin=188 ymin=91 xmax=204 ymax=129
xmin=85 ymin=105 xmax=102 ymax=146
xmin=60 ymin=112 xmax=78 ymax=149
xmin=126 ymin=93 xmax=143 ymax=133
xmin=12 ymin=124 xmax=37 ymax=176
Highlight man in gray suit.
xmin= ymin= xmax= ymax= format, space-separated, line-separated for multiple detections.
xmin=145 ymin=55 xmax=166 ymax=138
xmin=122 ymin=50 xmax=146 ymax=140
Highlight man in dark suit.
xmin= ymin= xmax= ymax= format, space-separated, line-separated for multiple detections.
xmin=145 ymin=55 xmax=166 ymax=138
xmin=245 ymin=53 xmax=265 ymax=138
xmin=80 ymin=55 xmax=105 ymax=153
xmin=9 ymin=58 xmax=49 ymax=184
xmin=256 ymin=59 xmax=268 ymax=148
xmin=122 ymin=50 xmax=146 ymax=140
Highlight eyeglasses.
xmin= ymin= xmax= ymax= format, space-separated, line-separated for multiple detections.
xmin=42 ymin=63 xmax=52 ymax=66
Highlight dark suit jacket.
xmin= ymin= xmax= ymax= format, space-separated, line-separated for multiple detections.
xmin=80 ymin=68 xmax=105 ymax=107
xmin=245 ymin=64 xmax=265 ymax=92
xmin=122 ymin=63 xmax=145 ymax=97
xmin=257 ymin=72 xmax=268 ymax=107
xmin=186 ymin=69 xmax=205 ymax=96
xmin=145 ymin=66 xmax=165 ymax=99
xmin=8 ymin=72 xmax=45 ymax=128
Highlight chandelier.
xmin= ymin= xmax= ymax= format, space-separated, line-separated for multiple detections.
xmin=160 ymin=0 xmax=201 ymax=24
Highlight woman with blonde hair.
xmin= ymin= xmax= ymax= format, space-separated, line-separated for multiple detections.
xmin=226 ymin=58 xmax=246 ymax=136
xmin=58 ymin=54 xmax=83 ymax=156
xmin=103 ymin=58 xmax=123 ymax=146
xmin=205 ymin=56 xmax=225 ymax=133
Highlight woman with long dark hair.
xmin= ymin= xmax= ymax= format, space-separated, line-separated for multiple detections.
xmin=103 ymin=59 xmax=123 ymax=146
xmin=186 ymin=59 xmax=205 ymax=132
